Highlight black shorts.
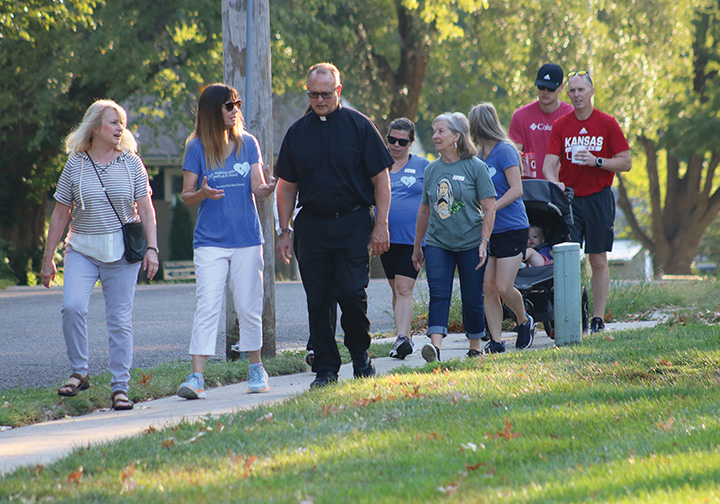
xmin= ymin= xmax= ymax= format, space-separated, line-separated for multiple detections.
xmin=570 ymin=187 xmax=615 ymax=253
xmin=380 ymin=244 xmax=420 ymax=280
xmin=489 ymin=228 xmax=528 ymax=258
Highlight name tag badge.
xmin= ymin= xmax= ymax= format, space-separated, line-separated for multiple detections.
xmin=453 ymin=175 xmax=465 ymax=181
xmin=405 ymin=168 xmax=416 ymax=174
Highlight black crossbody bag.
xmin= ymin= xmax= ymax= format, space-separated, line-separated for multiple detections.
xmin=88 ymin=154 xmax=147 ymax=263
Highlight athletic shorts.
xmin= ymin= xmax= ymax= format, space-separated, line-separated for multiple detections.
xmin=570 ymin=186 xmax=615 ymax=254
xmin=489 ymin=228 xmax=528 ymax=259
xmin=380 ymin=243 xmax=420 ymax=280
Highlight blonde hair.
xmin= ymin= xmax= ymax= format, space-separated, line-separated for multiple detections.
xmin=433 ymin=112 xmax=477 ymax=159
xmin=185 ymin=83 xmax=245 ymax=170
xmin=468 ymin=102 xmax=513 ymax=147
xmin=65 ymin=100 xmax=137 ymax=155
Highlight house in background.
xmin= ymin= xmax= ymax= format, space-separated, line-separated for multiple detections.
xmin=607 ymin=239 xmax=653 ymax=282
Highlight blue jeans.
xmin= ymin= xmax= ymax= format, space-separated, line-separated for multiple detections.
xmin=425 ymin=245 xmax=487 ymax=339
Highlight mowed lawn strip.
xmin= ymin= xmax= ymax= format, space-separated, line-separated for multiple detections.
xmin=2 ymin=322 xmax=719 ymax=503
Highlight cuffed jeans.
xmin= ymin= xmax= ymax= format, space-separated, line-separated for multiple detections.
xmin=425 ymin=245 xmax=487 ymax=339
xmin=62 ymin=248 xmax=141 ymax=393
xmin=189 ymin=246 xmax=264 ymax=355
xmin=294 ymin=207 xmax=373 ymax=375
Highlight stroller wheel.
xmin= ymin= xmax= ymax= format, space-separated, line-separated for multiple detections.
xmin=543 ymin=321 xmax=555 ymax=339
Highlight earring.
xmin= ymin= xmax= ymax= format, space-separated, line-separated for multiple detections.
xmin=454 ymin=141 xmax=458 ymax=149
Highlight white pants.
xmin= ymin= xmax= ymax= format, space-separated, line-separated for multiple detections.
xmin=62 ymin=248 xmax=140 ymax=393
xmin=189 ymin=246 xmax=264 ymax=355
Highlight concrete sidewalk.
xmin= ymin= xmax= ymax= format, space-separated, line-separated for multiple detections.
xmin=0 ymin=321 xmax=656 ymax=475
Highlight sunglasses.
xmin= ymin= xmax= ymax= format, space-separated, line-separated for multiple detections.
xmin=387 ymin=135 xmax=410 ymax=146
xmin=223 ymin=100 xmax=242 ymax=112
xmin=307 ymin=87 xmax=338 ymax=100
xmin=567 ymin=70 xmax=593 ymax=85
xmin=537 ymin=85 xmax=558 ymax=92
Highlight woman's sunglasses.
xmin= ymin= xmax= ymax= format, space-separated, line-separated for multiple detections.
xmin=223 ymin=100 xmax=242 ymax=112
xmin=387 ymin=135 xmax=410 ymax=146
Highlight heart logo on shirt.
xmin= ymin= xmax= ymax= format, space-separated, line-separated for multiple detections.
xmin=488 ymin=167 xmax=497 ymax=178
xmin=400 ymin=176 xmax=416 ymax=187
xmin=233 ymin=162 xmax=251 ymax=176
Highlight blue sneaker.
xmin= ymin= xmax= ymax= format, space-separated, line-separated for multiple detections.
xmin=248 ymin=362 xmax=269 ymax=393
xmin=177 ymin=372 xmax=206 ymax=400
xmin=515 ymin=313 xmax=535 ymax=349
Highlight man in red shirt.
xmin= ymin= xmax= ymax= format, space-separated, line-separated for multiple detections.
xmin=509 ymin=63 xmax=574 ymax=179
xmin=543 ymin=70 xmax=631 ymax=333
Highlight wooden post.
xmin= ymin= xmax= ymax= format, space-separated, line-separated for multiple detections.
xmin=222 ymin=0 xmax=276 ymax=358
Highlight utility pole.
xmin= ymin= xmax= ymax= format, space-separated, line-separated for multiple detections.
xmin=222 ymin=0 xmax=276 ymax=358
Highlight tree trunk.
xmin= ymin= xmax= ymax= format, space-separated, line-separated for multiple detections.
xmin=616 ymin=137 xmax=720 ymax=276
xmin=222 ymin=0 xmax=276 ymax=358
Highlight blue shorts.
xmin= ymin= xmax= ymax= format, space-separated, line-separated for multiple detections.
xmin=571 ymin=187 xmax=615 ymax=253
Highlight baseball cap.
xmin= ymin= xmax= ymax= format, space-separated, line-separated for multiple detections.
xmin=534 ymin=63 xmax=564 ymax=90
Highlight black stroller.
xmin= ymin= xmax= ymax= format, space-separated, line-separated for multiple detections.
xmin=507 ymin=179 xmax=589 ymax=338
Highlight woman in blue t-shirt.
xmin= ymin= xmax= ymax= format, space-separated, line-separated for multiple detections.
xmin=177 ymin=84 xmax=276 ymax=399
xmin=381 ymin=118 xmax=430 ymax=359
xmin=470 ymin=103 xmax=535 ymax=352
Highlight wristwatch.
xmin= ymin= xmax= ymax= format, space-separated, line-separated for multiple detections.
xmin=595 ymin=157 xmax=604 ymax=167
xmin=147 ymin=246 xmax=159 ymax=254
xmin=277 ymin=228 xmax=292 ymax=236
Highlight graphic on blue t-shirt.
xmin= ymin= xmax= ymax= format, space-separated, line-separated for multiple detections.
xmin=387 ymin=154 xmax=429 ymax=245
xmin=183 ymin=136 xmax=264 ymax=249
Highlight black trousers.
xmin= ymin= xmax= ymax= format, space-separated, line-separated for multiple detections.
xmin=294 ymin=207 xmax=373 ymax=375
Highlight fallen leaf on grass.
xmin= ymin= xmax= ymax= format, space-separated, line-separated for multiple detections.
xmin=437 ymin=483 xmax=460 ymax=495
xmin=606 ymin=334 xmax=615 ymax=341
xmin=487 ymin=418 xmax=520 ymax=441
xmin=162 ymin=437 xmax=176 ymax=448
xmin=258 ymin=412 xmax=274 ymax=423
xmin=67 ymin=466 xmax=83 ymax=484
xmin=228 ymin=451 xmax=258 ymax=477
xmin=657 ymin=412 xmax=675 ymax=431
xmin=138 ymin=371 xmax=152 ymax=385
xmin=120 ymin=463 xmax=135 ymax=482
xmin=183 ymin=431 xmax=206 ymax=444
xmin=145 ymin=425 xmax=157 ymax=434
xmin=461 ymin=442 xmax=477 ymax=452
xmin=659 ymin=359 xmax=673 ymax=367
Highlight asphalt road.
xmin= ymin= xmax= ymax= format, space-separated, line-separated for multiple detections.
xmin=0 ymin=279 xmax=426 ymax=391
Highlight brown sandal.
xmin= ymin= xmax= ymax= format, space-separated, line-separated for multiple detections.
xmin=111 ymin=390 xmax=134 ymax=411
xmin=58 ymin=373 xmax=90 ymax=397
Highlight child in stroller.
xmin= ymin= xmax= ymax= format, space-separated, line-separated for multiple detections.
xmin=509 ymin=180 xmax=588 ymax=338
xmin=523 ymin=225 xmax=553 ymax=267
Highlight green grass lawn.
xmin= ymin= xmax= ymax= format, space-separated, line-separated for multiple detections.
xmin=2 ymin=321 xmax=719 ymax=503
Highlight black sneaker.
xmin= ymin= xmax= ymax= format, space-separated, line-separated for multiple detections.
xmin=590 ymin=317 xmax=605 ymax=333
xmin=466 ymin=349 xmax=481 ymax=358
xmin=421 ymin=343 xmax=440 ymax=362
xmin=310 ymin=372 xmax=338 ymax=389
xmin=482 ymin=339 xmax=506 ymax=355
xmin=351 ymin=352 xmax=376 ymax=378
xmin=389 ymin=335 xmax=414 ymax=359
xmin=515 ymin=313 xmax=535 ymax=350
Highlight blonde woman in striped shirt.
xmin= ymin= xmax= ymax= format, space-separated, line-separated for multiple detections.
xmin=40 ymin=100 xmax=158 ymax=411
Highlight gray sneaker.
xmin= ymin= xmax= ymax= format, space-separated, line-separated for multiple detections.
xmin=389 ymin=335 xmax=414 ymax=359
xmin=248 ymin=363 xmax=269 ymax=393
xmin=178 ymin=372 xmax=206 ymax=400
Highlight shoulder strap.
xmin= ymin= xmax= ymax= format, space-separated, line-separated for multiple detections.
xmin=87 ymin=153 xmax=125 ymax=226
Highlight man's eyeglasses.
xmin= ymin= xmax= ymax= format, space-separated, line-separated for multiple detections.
xmin=387 ymin=135 xmax=410 ymax=147
xmin=567 ymin=70 xmax=593 ymax=85
xmin=307 ymin=87 xmax=338 ymax=100
xmin=223 ymin=100 xmax=242 ymax=112
xmin=537 ymin=85 xmax=558 ymax=92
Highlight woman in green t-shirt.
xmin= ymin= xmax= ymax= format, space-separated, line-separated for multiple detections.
xmin=412 ymin=112 xmax=497 ymax=361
